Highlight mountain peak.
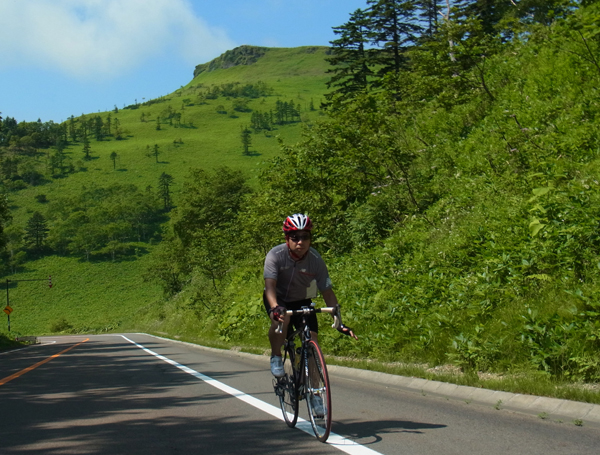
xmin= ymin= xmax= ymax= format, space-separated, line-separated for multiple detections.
xmin=193 ymin=45 xmax=269 ymax=78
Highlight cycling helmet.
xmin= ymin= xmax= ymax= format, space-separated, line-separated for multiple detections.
xmin=283 ymin=214 xmax=313 ymax=233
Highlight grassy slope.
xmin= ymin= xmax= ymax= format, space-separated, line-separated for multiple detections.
xmin=11 ymin=46 xmax=330 ymax=221
xmin=2 ymin=255 xmax=161 ymax=337
xmin=1 ymin=46 xmax=330 ymax=337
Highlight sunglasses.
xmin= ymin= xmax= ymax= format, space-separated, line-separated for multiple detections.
xmin=288 ymin=233 xmax=311 ymax=242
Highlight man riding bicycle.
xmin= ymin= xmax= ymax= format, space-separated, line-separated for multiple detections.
xmin=263 ymin=214 xmax=357 ymax=382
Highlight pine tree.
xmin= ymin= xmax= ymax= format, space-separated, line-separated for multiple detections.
xmin=503 ymin=0 xmax=573 ymax=27
xmin=68 ymin=116 xmax=78 ymax=142
xmin=416 ymin=0 xmax=445 ymax=37
xmin=24 ymin=211 xmax=49 ymax=251
xmin=241 ymin=126 xmax=252 ymax=155
xmin=105 ymin=113 xmax=112 ymax=136
xmin=367 ymin=0 xmax=423 ymax=79
xmin=110 ymin=151 xmax=118 ymax=170
xmin=82 ymin=131 xmax=91 ymax=160
xmin=158 ymin=172 xmax=175 ymax=210
xmin=460 ymin=0 xmax=509 ymax=35
xmin=114 ymin=118 xmax=123 ymax=140
xmin=412 ymin=1 xmax=503 ymax=104
xmin=275 ymin=101 xmax=284 ymax=125
xmin=78 ymin=115 xmax=88 ymax=140
xmin=93 ymin=115 xmax=104 ymax=141
xmin=325 ymin=8 xmax=375 ymax=107
xmin=153 ymin=144 xmax=160 ymax=163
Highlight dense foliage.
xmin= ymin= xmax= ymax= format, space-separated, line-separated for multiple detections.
xmin=147 ymin=1 xmax=600 ymax=381
xmin=0 ymin=183 xmax=164 ymax=275
xmin=325 ymin=0 xmax=576 ymax=106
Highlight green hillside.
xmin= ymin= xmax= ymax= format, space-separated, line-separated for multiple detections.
xmin=11 ymin=46 xmax=330 ymax=215
xmin=0 ymin=45 xmax=331 ymax=337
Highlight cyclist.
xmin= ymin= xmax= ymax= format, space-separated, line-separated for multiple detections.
xmin=263 ymin=214 xmax=357 ymax=385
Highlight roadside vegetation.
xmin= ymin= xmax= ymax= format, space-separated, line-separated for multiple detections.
xmin=2 ymin=1 xmax=600 ymax=404
xmin=0 ymin=333 xmax=23 ymax=351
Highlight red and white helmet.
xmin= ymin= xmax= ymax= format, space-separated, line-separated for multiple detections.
xmin=283 ymin=214 xmax=313 ymax=233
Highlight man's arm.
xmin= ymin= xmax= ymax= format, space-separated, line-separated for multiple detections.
xmin=265 ymin=278 xmax=284 ymax=322
xmin=321 ymin=288 xmax=358 ymax=340
xmin=321 ymin=288 xmax=339 ymax=308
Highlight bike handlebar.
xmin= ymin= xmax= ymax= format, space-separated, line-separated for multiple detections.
xmin=275 ymin=306 xmax=341 ymax=334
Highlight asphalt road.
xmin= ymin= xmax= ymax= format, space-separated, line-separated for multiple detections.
xmin=0 ymin=334 xmax=598 ymax=454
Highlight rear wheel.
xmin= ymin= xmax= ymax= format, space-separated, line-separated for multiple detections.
xmin=305 ymin=340 xmax=332 ymax=442
xmin=277 ymin=344 xmax=299 ymax=427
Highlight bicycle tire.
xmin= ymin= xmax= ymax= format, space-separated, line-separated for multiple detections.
xmin=305 ymin=340 xmax=332 ymax=442
xmin=278 ymin=344 xmax=299 ymax=427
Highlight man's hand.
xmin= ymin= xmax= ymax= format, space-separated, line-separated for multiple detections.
xmin=269 ymin=305 xmax=286 ymax=322
xmin=337 ymin=324 xmax=358 ymax=340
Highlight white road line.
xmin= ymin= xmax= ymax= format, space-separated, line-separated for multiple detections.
xmin=121 ymin=335 xmax=383 ymax=455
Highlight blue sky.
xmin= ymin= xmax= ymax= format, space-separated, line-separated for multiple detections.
xmin=0 ymin=0 xmax=368 ymax=123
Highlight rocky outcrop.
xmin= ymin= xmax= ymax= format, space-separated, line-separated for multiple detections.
xmin=193 ymin=45 xmax=268 ymax=78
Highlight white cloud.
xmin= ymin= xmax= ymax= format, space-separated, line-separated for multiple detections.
xmin=0 ymin=0 xmax=236 ymax=79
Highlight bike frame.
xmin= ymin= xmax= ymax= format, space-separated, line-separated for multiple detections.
xmin=279 ymin=306 xmax=339 ymax=391
xmin=275 ymin=306 xmax=339 ymax=442
xmin=283 ymin=312 xmax=313 ymax=394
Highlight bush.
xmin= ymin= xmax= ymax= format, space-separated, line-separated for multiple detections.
xmin=49 ymin=317 xmax=73 ymax=333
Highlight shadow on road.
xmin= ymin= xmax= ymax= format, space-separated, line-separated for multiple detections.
xmin=0 ymin=339 xmax=333 ymax=454
xmin=333 ymin=418 xmax=447 ymax=445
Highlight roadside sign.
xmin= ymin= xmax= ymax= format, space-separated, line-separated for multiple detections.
xmin=3 ymin=306 xmax=13 ymax=315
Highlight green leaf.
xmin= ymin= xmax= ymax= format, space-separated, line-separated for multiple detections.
xmin=529 ymin=219 xmax=546 ymax=237
xmin=532 ymin=187 xmax=552 ymax=197
xmin=526 ymin=274 xmax=551 ymax=282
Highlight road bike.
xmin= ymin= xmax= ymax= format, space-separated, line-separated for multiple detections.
xmin=273 ymin=306 xmax=340 ymax=442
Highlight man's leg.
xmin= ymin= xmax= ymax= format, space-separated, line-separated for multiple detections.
xmin=268 ymin=314 xmax=290 ymax=377
xmin=308 ymin=331 xmax=320 ymax=378
xmin=268 ymin=315 xmax=290 ymax=356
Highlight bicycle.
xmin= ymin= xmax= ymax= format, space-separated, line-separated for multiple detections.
xmin=272 ymin=306 xmax=341 ymax=443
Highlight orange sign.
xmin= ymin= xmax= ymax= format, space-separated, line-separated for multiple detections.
xmin=3 ymin=306 xmax=13 ymax=315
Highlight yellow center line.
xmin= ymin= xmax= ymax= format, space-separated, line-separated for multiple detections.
xmin=0 ymin=338 xmax=89 ymax=386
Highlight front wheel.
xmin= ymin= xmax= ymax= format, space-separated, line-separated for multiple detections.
xmin=305 ymin=340 xmax=332 ymax=442
xmin=277 ymin=345 xmax=299 ymax=427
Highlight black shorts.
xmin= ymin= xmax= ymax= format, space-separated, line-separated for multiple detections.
xmin=263 ymin=293 xmax=319 ymax=334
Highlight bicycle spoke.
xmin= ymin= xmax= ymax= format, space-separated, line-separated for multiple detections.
xmin=276 ymin=344 xmax=299 ymax=428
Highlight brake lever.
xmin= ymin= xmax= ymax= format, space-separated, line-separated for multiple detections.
xmin=330 ymin=306 xmax=342 ymax=331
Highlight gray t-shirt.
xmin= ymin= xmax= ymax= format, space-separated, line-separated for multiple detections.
xmin=264 ymin=243 xmax=333 ymax=303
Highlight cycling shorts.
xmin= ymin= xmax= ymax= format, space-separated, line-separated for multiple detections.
xmin=263 ymin=293 xmax=318 ymax=334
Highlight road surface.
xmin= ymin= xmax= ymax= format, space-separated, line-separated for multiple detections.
xmin=0 ymin=334 xmax=598 ymax=454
